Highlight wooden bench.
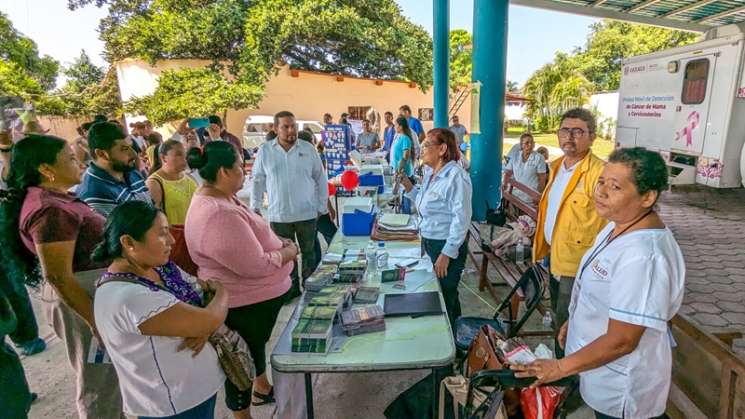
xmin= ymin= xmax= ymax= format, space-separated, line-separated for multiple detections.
xmin=667 ymin=314 xmax=745 ymax=419
xmin=466 ymin=179 xmax=549 ymax=330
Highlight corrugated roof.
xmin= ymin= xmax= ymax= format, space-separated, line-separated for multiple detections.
xmin=511 ymin=0 xmax=745 ymax=33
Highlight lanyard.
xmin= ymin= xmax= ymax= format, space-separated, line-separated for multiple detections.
xmin=577 ymin=210 xmax=653 ymax=280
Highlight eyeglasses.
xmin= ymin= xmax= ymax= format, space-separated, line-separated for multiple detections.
xmin=421 ymin=141 xmax=438 ymax=148
xmin=557 ymin=127 xmax=588 ymax=139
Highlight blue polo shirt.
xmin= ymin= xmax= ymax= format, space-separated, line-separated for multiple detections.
xmin=408 ymin=117 xmax=424 ymax=138
xmin=77 ymin=163 xmax=152 ymax=217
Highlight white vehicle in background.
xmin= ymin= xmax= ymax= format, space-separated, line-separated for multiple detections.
xmin=242 ymin=115 xmax=324 ymax=150
xmin=616 ymin=24 xmax=745 ymax=188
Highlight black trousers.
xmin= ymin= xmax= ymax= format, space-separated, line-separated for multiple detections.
xmin=270 ymin=218 xmax=318 ymax=288
xmin=0 ymin=269 xmax=40 ymax=345
xmin=313 ymin=213 xmax=338 ymax=270
xmin=223 ymin=292 xmax=286 ymax=411
xmin=0 ymin=292 xmax=32 ymax=418
xmin=422 ymin=238 xmax=468 ymax=332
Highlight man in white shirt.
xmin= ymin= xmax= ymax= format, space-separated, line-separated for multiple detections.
xmin=251 ymin=111 xmax=328 ymax=299
xmin=532 ymin=108 xmax=607 ymax=357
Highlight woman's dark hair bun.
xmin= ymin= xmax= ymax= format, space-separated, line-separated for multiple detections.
xmin=186 ymin=146 xmax=207 ymax=170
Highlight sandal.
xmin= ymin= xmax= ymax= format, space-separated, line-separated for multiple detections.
xmin=251 ymin=387 xmax=275 ymax=406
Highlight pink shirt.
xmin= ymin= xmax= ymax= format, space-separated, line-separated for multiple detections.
xmin=185 ymin=194 xmax=291 ymax=307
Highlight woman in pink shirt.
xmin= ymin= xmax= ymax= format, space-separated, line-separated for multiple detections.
xmin=184 ymin=141 xmax=298 ymax=418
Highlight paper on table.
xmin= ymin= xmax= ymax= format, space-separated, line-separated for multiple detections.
xmin=386 ymin=247 xmax=421 ymax=259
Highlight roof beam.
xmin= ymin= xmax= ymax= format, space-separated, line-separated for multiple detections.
xmin=626 ymin=0 xmax=664 ymax=14
xmin=510 ymin=0 xmax=708 ymax=32
xmin=660 ymin=0 xmax=717 ymax=19
xmin=697 ymin=4 xmax=745 ymax=23
xmin=589 ymin=0 xmax=611 ymax=6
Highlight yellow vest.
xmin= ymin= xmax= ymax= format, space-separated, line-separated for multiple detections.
xmin=149 ymin=173 xmax=198 ymax=225
xmin=533 ymin=152 xmax=608 ymax=277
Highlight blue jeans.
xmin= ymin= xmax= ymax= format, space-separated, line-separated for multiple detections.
xmin=139 ymin=394 xmax=217 ymax=419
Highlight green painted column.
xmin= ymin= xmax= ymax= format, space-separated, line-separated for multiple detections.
xmin=433 ymin=0 xmax=449 ymax=128
xmin=470 ymin=0 xmax=508 ymax=221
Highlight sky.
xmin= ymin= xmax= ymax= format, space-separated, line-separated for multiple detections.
xmin=0 ymin=0 xmax=598 ymax=87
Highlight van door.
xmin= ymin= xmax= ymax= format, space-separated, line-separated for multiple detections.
xmin=673 ymin=55 xmax=717 ymax=155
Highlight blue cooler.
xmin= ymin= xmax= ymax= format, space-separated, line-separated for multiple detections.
xmin=359 ymin=172 xmax=385 ymax=193
xmin=342 ymin=209 xmax=376 ymax=236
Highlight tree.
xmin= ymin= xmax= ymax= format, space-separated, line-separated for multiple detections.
xmin=506 ymin=80 xmax=519 ymax=93
xmin=522 ymin=19 xmax=696 ymax=131
xmin=523 ymin=52 xmax=593 ymax=131
xmin=70 ymin=0 xmax=434 ymax=122
xmin=55 ymin=50 xmax=123 ymax=118
xmin=572 ymin=20 xmax=696 ymax=91
xmin=449 ymin=29 xmax=472 ymax=93
xmin=0 ymin=12 xmax=63 ymax=113
xmin=124 ymin=68 xmax=261 ymax=125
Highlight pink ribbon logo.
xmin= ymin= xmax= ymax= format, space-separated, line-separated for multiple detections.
xmin=674 ymin=111 xmax=700 ymax=147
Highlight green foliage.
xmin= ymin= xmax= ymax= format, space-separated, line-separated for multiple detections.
xmin=449 ymin=29 xmax=472 ymax=92
xmin=506 ymin=80 xmax=520 ymax=93
xmin=70 ymin=0 xmax=434 ymax=122
xmin=523 ymin=20 xmax=696 ymax=131
xmin=524 ymin=52 xmax=593 ymax=131
xmin=0 ymin=13 xmax=60 ymax=91
xmin=124 ymin=67 xmax=261 ymax=125
xmin=577 ymin=21 xmax=696 ymax=92
xmin=0 ymin=12 xmax=62 ymax=113
xmin=55 ymin=50 xmax=123 ymax=118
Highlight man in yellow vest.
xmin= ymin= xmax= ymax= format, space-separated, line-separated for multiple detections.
xmin=533 ymin=108 xmax=607 ymax=357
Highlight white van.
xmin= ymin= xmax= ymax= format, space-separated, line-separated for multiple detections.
xmin=242 ymin=115 xmax=324 ymax=150
xmin=616 ymin=24 xmax=745 ymax=188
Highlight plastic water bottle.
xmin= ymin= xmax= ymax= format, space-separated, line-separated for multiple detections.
xmin=376 ymin=241 xmax=389 ymax=270
xmin=542 ymin=311 xmax=553 ymax=328
xmin=365 ymin=241 xmax=377 ymax=277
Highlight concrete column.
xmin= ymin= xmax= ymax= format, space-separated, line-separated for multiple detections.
xmin=470 ymin=0 xmax=508 ymax=221
xmin=433 ymin=0 xmax=450 ymax=128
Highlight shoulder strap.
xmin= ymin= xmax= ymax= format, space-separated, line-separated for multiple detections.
xmin=96 ymin=274 xmax=148 ymax=289
xmin=151 ymin=174 xmax=167 ymax=217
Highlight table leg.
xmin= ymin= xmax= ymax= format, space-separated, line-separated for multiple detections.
xmin=305 ymin=372 xmax=314 ymax=419
xmin=432 ymin=369 xmax=437 ymax=419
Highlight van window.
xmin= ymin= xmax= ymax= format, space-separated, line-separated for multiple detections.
xmin=305 ymin=124 xmax=322 ymax=134
xmin=681 ymin=59 xmax=709 ymax=105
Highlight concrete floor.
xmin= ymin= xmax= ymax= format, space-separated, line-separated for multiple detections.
xmin=19 ymin=246 xmax=593 ymax=419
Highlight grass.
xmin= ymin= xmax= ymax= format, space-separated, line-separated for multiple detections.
xmin=504 ymin=126 xmax=614 ymax=160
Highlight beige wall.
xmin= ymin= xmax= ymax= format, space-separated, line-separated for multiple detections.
xmin=115 ymin=59 xmax=471 ymax=137
xmin=38 ymin=116 xmax=85 ymax=142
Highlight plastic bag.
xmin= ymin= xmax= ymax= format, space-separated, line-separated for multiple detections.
xmin=520 ymin=386 xmax=563 ymax=419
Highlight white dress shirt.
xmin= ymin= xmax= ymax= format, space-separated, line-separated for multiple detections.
xmin=566 ymin=223 xmax=685 ymax=418
xmin=543 ymin=160 xmax=578 ymax=245
xmin=405 ymin=161 xmax=472 ymax=258
xmin=251 ymin=139 xmax=328 ymax=223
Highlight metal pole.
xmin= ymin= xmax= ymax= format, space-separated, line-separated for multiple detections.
xmin=433 ymin=0 xmax=450 ymax=128
xmin=470 ymin=0 xmax=509 ymax=221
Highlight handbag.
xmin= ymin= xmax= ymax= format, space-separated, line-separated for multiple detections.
xmin=95 ymin=274 xmax=255 ymax=391
xmin=208 ymin=324 xmax=256 ymax=391
xmin=152 ymin=176 xmax=199 ymax=276
xmin=438 ymin=375 xmax=507 ymax=419
xmin=465 ymin=325 xmax=504 ymax=378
